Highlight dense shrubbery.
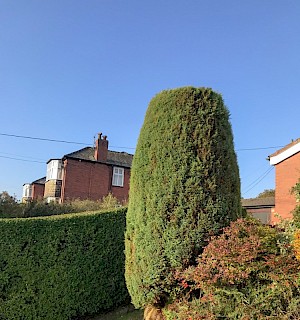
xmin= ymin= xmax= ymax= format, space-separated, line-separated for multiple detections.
xmin=0 ymin=191 xmax=21 ymax=217
xmin=0 ymin=208 xmax=129 ymax=320
xmin=0 ymin=191 xmax=121 ymax=218
xmin=292 ymin=180 xmax=300 ymax=261
xmin=125 ymin=87 xmax=241 ymax=309
xmin=292 ymin=180 xmax=300 ymax=226
xmin=164 ymin=218 xmax=300 ymax=320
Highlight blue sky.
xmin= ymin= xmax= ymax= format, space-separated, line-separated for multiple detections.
xmin=0 ymin=1 xmax=299 ymax=200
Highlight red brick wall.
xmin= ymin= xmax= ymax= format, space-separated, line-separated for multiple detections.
xmin=111 ymin=167 xmax=131 ymax=204
xmin=273 ymin=152 xmax=300 ymax=222
xmin=32 ymin=183 xmax=45 ymax=200
xmin=61 ymin=159 xmax=130 ymax=203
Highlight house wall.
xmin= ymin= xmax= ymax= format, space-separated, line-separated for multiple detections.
xmin=32 ymin=184 xmax=45 ymax=200
xmin=111 ymin=167 xmax=131 ymax=204
xmin=44 ymin=180 xmax=62 ymax=199
xmin=61 ymin=159 xmax=130 ymax=203
xmin=273 ymin=151 xmax=300 ymax=222
xmin=245 ymin=207 xmax=272 ymax=224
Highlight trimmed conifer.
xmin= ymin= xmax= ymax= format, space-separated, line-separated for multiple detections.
xmin=125 ymin=87 xmax=241 ymax=308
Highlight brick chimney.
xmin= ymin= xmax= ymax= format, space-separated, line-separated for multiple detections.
xmin=94 ymin=133 xmax=108 ymax=162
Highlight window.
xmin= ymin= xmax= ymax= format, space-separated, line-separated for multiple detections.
xmin=22 ymin=184 xmax=32 ymax=198
xmin=46 ymin=160 xmax=63 ymax=181
xmin=112 ymin=167 xmax=124 ymax=187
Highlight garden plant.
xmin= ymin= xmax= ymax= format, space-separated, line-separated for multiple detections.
xmin=125 ymin=87 xmax=242 ymax=311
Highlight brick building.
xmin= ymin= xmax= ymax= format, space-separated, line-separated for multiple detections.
xmin=268 ymin=138 xmax=300 ymax=223
xmin=22 ymin=177 xmax=46 ymax=202
xmin=241 ymin=197 xmax=275 ymax=224
xmin=23 ymin=133 xmax=133 ymax=204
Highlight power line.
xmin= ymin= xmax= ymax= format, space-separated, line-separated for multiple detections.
xmin=0 ymin=152 xmax=46 ymax=161
xmin=110 ymin=145 xmax=136 ymax=150
xmin=0 ymin=132 xmax=284 ymax=152
xmin=243 ymin=166 xmax=274 ymax=195
xmin=0 ymin=132 xmax=277 ymax=192
xmin=0 ymin=155 xmax=45 ymax=163
xmin=236 ymin=146 xmax=283 ymax=151
xmin=243 ymin=167 xmax=273 ymax=189
xmin=0 ymin=132 xmax=135 ymax=150
xmin=0 ymin=132 xmax=92 ymax=146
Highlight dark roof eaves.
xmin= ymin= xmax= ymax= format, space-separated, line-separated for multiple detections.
xmin=46 ymin=158 xmax=62 ymax=164
xmin=32 ymin=177 xmax=46 ymax=185
xmin=63 ymin=147 xmax=92 ymax=159
xmin=242 ymin=204 xmax=275 ymax=209
xmin=64 ymin=156 xmax=132 ymax=168
xmin=241 ymin=197 xmax=275 ymax=208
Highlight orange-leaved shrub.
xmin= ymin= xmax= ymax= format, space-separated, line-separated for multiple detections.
xmin=293 ymin=230 xmax=300 ymax=261
xmin=164 ymin=218 xmax=300 ymax=320
xmin=292 ymin=180 xmax=300 ymax=260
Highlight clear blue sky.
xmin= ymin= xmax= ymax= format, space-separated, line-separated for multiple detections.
xmin=1 ymin=1 xmax=299 ymax=200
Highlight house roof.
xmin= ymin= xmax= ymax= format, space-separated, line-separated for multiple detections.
xmin=32 ymin=177 xmax=46 ymax=185
xmin=241 ymin=196 xmax=275 ymax=209
xmin=63 ymin=147 xmax=133 ymax=168
xmin=23 ymin=177 xmax=46 ymax=186
xmin=46 ymin=158 xmax=62 ymax=164
xmin=269 ymin=138 xmax=300 ymax=165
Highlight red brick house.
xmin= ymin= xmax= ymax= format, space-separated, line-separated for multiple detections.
xmin=23 ymin=133 xmax=133 ymax=204
xmin=22 ymin=177 xmax=46 ymax=202
xmin=268 ymin=138 xmax=300 ymax=223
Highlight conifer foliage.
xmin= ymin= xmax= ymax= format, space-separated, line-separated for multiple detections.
xmin=125 ymin=87 xmax=241 ymax=308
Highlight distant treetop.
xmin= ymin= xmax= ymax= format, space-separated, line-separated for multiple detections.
xmin=256 ymin=189 xmax=275 ymax=198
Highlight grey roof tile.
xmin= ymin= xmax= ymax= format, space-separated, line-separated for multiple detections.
xmin=241 ymin=196 xmax=275 ymax=208
xmin=63 ymin=147 xmax=133 ymax=168
xmin=32 ymin=177 xmax=46 ymax=185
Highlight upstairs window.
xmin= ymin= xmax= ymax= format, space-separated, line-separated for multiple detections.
xmin=46 ymin=160 xmax=63 ymax=181
xmin=112 ymin=167 xmax=124 ymax=187
xmin=23 ymin=184 xmax=32 ymax=198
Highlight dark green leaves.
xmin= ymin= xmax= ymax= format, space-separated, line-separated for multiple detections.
xmin=0 ymin=209 xmax=129 ymax=320
xmin=125 ymin=87 xmax=241 ymax=308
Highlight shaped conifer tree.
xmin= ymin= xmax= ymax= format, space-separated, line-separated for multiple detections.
xmin=125 ymin=87 xmax=241 ymax=308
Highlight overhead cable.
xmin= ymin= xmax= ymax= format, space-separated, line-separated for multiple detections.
xmin=243 ymin=167 xmax=274 ymax=195
xmin=0 ymin=132 xmax=284 ymax=152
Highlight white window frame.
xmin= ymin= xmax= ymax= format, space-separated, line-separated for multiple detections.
xmin=46 ymin=160 xmax=63 ymax=181
xmin=112 ymin=167 xmax=124 ymax=187
xmin=23 ymin=184 xmax=32 ymax=198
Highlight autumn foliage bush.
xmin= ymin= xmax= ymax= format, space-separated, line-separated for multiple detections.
xmin=164 ymin=218 xmax=300 ymax=319
xmin=292 ymin=180 xmax=300 ymax=227
xmin=292 ymin=180 xmax=300 ymax=261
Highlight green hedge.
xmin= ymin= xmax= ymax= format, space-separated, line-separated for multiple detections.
xmin=0 ymin=208 xmax=129 ymax=320
xmin=125 ymin=87 xmax=241 ymax=308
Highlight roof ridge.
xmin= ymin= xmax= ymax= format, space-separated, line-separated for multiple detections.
xmin=269 ymin=137 xmax=300 ymax=158
xmin=241 ymin=196 xmax=275 ymax=207
xmin=108 ymin=150 xmax=134 ymax=156
xmin=64 ymin=146 xmax=93 ymax=157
